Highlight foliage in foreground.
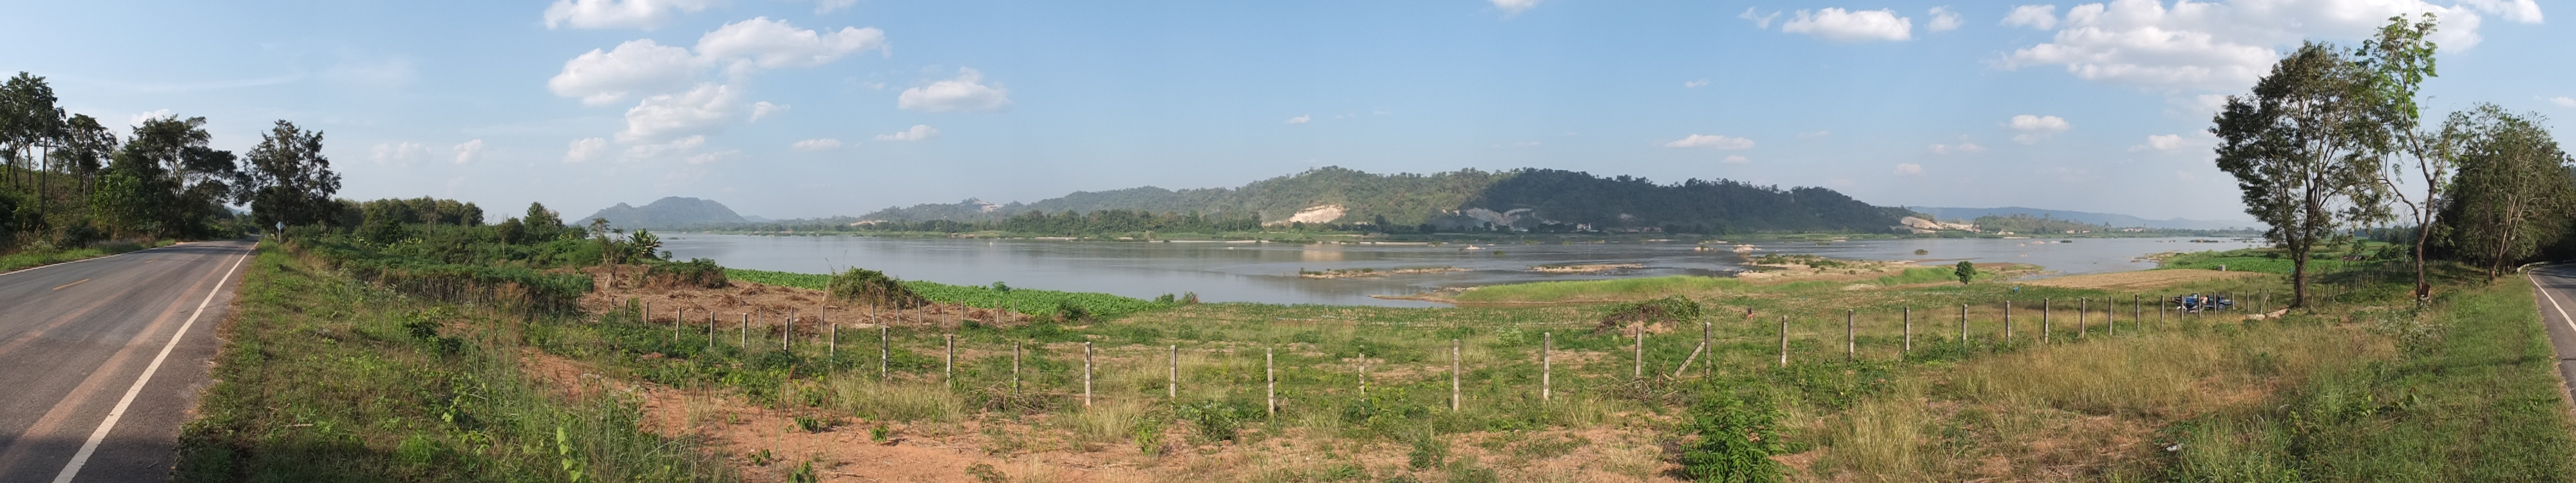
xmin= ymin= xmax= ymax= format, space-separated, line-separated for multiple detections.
xmin=174 ymin=243 xmax=734 ymax=482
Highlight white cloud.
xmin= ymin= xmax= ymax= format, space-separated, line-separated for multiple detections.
xmin=1492 ymin=0 xmax=1541 ymax=16
xmin=2131 ymin=133 xmax=2184 ymax=151
xmin=896 ymin=68 xmax=1011 ymax=113
xmin=791 ymin=138 xmax=844 ymax=151
xmin=1684 ymin=79 xmax=1709 ymax=88
xmin=2005 ymin=114 xmax=2070 ymax=144
xmin=1739 ymin=8 xmax=1784 ymax=28
xmin=371 ymin=142 xmax=429 ymax=166
xmin=1722 ymin=155 xmax=1752 ymax=164
xmin=696 ymin=17 xmax=888 ymax=71
xmin=2002 ymin=5 xmax=2059 ymax=30
xmin=1285 ymin=115 xmax=1311 ymax=124
xmin=619 ymin=83 xmax=740 ymax=142
xmin=1895 ymin=163 xmax=1926 ymax=175
xmin=547 ymin=39 xmax=699 ymax=106
xmin=565 ymin=137 xmax=609 ymax=163
xmin=451 ymin=140 xmax=486 ymax=164
xmin=2001 ymin=0 xmax=2510 ymax=92
xmin=2550 ymin=96 xmax=2576 ymax=108
xmin=1928 ymin=6 xmax=1964 ymax=32
xmin=685 ymin=149 xmax=741 ymax=165
xmin=1797 ymin=130 xmax=1832 ymax=138
xmin=875 ymin=124 xmax=942 ymax=141
xmin=750 ymin=101 xmax=790 ymax=121
xmin=624 ymin=135 xmax=706 ymax=160
xmin=814 ymin=0 xmax=857 ymax=14
xmin=2459 ymin=0 xmax=2543 ymax=23
xmin=127 ymin=109 xmax=172 ymax=128
xmin=1927 ymin=142 xmax=1986 ymax=154
xmin=1663 ymin=134 xmax=1756 ymax=149
xmin=542 ymin=0 xmax=716 ymax=30
xmin=1781 ymin=8 xmax=1913 ymax=42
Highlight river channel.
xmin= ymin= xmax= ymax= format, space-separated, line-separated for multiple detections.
xmin=660 ymin=234 xmax=2266 ymax=307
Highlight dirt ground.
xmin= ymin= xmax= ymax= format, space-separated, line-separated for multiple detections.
xmin=580 ymin=266 xmax=1032 ymax=332
xmin=2018 ymin=269 xmax=2264 ymax=291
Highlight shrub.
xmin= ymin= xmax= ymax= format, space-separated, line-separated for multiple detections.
xmin=826 ymin=267 xmax=927 ymax=308
xmin=644 ymin=258 xmax=730 ymax=289
xmin=1678 ymin=384 xmax=1784 ymax=483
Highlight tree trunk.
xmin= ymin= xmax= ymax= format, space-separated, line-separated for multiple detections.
xmin=2412 ymin=223 xmax=2432 ymax=301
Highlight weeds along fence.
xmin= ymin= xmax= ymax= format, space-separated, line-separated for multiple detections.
xmin=290 ymin=241 xmax=592 ymax=314
xmin=546 ymin=289 xmax=2277 ymax=437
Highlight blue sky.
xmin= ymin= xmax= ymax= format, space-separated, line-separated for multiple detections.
xmin=1 ymin=0 xmax=2564 ymax=222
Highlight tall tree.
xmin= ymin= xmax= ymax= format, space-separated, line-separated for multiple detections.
xmin=239 ymin=120 xmax=342 ymax=229
xmin=53 ymin=113 xmax=116 ymax=201
xmin=2212 ymin=42 xmax=2389 ymax=309
xmin=119 ymin=115 xmax=238 ymax=237
xmin=2 ymin=73 xmax=66 ymax=196
xmin=2354 ymin=14 xmax=2448 ymax=301
xmin=2438 ymin=105 xmax=2573 ymax=280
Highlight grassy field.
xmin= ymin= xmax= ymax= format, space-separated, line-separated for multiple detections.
xmin=201 ymin=240 xmax=2576 ymax=482
xmin=726 ymin=267 xmax=1179 ymax=319
xmin=0 ymin=238 xmax=172 ymax=272
xmin=174 ymin=243 xmax=735 ymax=482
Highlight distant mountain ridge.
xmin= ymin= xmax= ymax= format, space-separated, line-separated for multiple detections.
xmin=1908 ymin=206 xmax=2255 ymax=230
xmin=858 ymin=167 xmax=1918 ymax=233
xmin=582 ymin=196 xmax=749 ymax=229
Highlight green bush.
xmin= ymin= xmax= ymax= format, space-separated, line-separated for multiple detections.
xmin=1679 ymin=384 xmax=1784 ymax=483
xmin=644 ymin=258 xmax=730 ymax=289
xmin=826 ymin=267 xmax=929 ymax=308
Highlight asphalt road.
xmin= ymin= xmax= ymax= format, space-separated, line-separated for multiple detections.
xmin=0 ymin=240 xmax=252 ymax=483
xmin=2529 ymin=264 xmax=2576 ymax=412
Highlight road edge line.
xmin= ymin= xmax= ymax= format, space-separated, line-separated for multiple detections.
xmin=50 ymin=244 xmax=250 ymax=483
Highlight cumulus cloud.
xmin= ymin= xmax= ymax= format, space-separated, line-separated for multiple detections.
xmin=792 ymin=138 xmax=844 ymax=151
xmin=2005 ymin=114 xmax=2070 ymax=144
xmin=2459 ymin=0 xmax=2543 ymax=23
xmin=1927 ymin=142 xmax=1986 ymax=154
xmin=750 ymin=101 xmax=789 ymax=121
xmin=1722 ymin=155 xmax=1752 ymax=164
xmin=685 ymin=149 xmax=741 ymax=165
xmin=372 ymin=142 xmax=429 ymax=166
xmin=1285 ymin=115 xmax=1311 ymax=124
xmin=2001 ymin=0 xmax=2521 ymax=93
xmin=874 ymin=124 xmax=941 ymax=141
xmin=2002 ymin=5 xmax=2059 ymax=29
xmin=542 ymin=0 xmax=715 ymax=30
xmin=1927 ymin=6 xmax=1964 ymax=32
xmin=696 ymin=17 xmax=888 ymax=70
xmin=1663 ymin=134 xmax=1756 ymax=149
xmin=1739 ymin=8 xmax=1784 ymax=28
xmin=2131 ymin=133 xmax=2184 ymax=151
xmin=1685 ymin=79 xmax=1709 ymax=88
xmin=1492 ymin=0 xmax=1541 ymax=16
xmin=896 ymin=68 xmax=1011 ymax=113
xmin=128 ymin=109 xmax=173 ymax=128
xmin=451 ymin=140 xmax=486 ymax=164
xmin=1895 ymin=163 xmax=1926 ymax=175
xmin=624 ymin=135 xmax=705 ymax=160
xmin=2550 ymin=96 xmax=2576 ymax=108
xmin=619 ymin=83 xmax=740 ymax=142
xmin=1781 ymin=8 xmax=1913 ymax=42
xmin=565 ymin=137 xmax=609 ymax=163
xmin=547 ymin=39 xmax=698 ymax=106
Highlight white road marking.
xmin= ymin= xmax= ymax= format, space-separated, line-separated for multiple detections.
xmin=0 ymin=242 xmax=180 ymax=278
xmin=51 ymin=247 xmax=249 ymax=483
xmin=2531 ymin=267 xmax=2576 ymax=336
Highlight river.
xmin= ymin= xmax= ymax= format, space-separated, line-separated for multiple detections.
xmin=659 ymin=234 xmax=2266 ymax=307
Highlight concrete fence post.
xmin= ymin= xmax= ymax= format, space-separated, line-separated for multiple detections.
xmin=880 ymin=325 xmax=890 ymax=381
xmin=947 ymin=334 xmax=956 ymax=385
xmin=1168 ymin=345 xmax=1179 ymax=400
xmin=1903 ymin=306 xmax=1913 ymax=354
xmin=1083 ymin=341 xmax=1094 ymax=408
xmin=1451 ymin=339 xmax=1461 ymax=412
xmin=2079 ymin=298 xmax=2088 ymax=339
xmin=1266 ymin=347 xmax=1276 ymax=417
xmin=1633 ymin=325 xmax=1644 ymax=379
xmin=1542 ymin=332 xmax=1553 ymax=404
xmin=2042 ymin=298 xmax=2052 ymax=344
xmin=1959 ymin=304 xmax=1969 ymax=345
xmin=1845 ymin=309 xmax=1855 ymax=362
xmin=1777 ymin=316 xmax=1790 ymax=368
xmin=2005 ymin=301 xmax=2014 ymax=341
xmin=741 ymin=314 xmax=750 ymax=349
xmin=1359 ymin=352 xmax=1369 ymax=397
xmin=1013 ymin=343 xmax=1022 ymax=393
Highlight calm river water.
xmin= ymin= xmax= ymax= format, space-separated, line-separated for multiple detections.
xmin=661 ymin=235 xmax=2266 ymax=307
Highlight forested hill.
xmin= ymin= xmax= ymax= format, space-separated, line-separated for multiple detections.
xmin=857 ymin=167 xmax=1917 ymax=233
xmin=581 ymin=196 xmax=747 ymax=229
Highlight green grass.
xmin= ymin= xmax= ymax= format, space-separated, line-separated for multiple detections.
xmin=2159 ymin=244 xmax=2396 ymax=275
xmin=173 ymin=243 xmax=734 ymax=482
xmin=1450 ymin=275 xmax=1748 ymax=303
xmin=0 ymin=239 xmax=170 ymax=272
xmin=2161 ymin=278 xmax=2576 ymax=481
xmin=726 ymin=267 xmax=1175 ymax=319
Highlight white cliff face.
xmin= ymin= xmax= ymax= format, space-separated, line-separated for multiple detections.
xmin=1896 ymin=216 xmax=1978 ymax=234
xmin=1265 ymin=204 xmax=1348 ymax=226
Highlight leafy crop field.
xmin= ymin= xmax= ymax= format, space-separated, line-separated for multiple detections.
xmin=727 ymin=268 xmax=1176 ymax=319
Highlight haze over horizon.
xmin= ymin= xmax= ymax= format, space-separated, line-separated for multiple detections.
xmin=4 ymin=0 xmax=2564 ymax=222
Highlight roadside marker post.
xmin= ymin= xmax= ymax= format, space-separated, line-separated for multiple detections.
xmin=1777 ymin=316 xmax=1790 ymax=368
xmin=1542 ymin=332 xmax=1553 ymax=404
xmin=1903 ymin=306 xmax=1913 ymax=354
